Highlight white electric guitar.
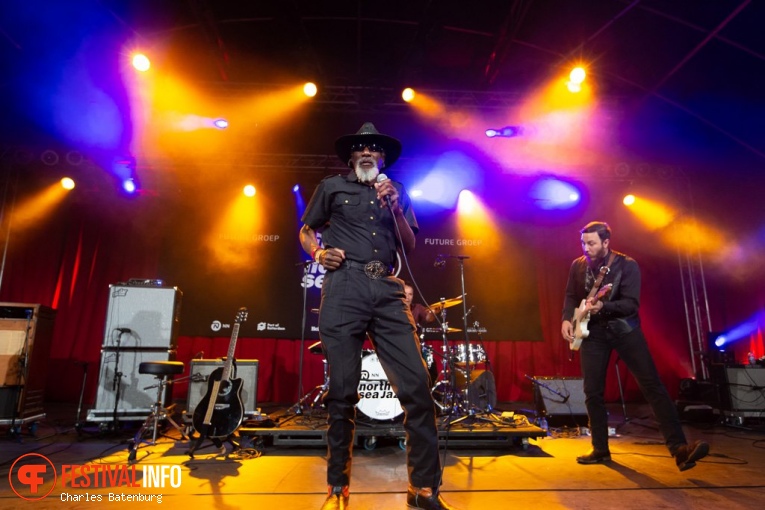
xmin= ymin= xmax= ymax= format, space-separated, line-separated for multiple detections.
xmin=570 ymin=283 xmax=613 ymax=351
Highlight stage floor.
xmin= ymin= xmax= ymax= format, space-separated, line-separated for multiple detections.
xmin=1 ymin=402 xmax=763 ymax=509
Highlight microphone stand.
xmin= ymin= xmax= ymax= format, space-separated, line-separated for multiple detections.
xmin=110 ymin=330 xmax=128 ymax=432
xmin=284 ymin=260 xmax=313 ymax=422
xmin=449 ymin=256 xmax=502 ymax=426
xmin=74 ymin=361 xmax=89 ymax=433
xmin=614 ymin=356 xmax=630 ymax=428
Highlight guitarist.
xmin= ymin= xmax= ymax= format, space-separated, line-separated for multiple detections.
xmin=561 ymin=221 xmax=709 ymax=471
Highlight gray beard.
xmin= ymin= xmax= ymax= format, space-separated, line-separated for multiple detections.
xmin=354 ymin=163 xmax=379 ymax=184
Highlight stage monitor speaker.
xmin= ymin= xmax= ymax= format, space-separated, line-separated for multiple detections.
xmin=86 ymin=349 xmax=176 ymax=422
xmin=102 ymin=285 xmax=182 ymax=350
xmin=717 ymin=366 xmax=765 ymax=412
xmin=187 ymin=359 xmax=259 ymax=417
xmin=533 ymin=376 xmax=588 ymax=427
xmin=454 ymin=369 xmax=497 ymax=410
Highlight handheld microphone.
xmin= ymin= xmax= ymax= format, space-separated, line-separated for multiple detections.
xmin=376 ymin=173 xmax=393 ymax=208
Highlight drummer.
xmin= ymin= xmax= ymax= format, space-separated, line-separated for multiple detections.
xmin=404 ymin=283 xmax=440 ymax=385
xmin=404 ymin=282 xmax=439 ymax=327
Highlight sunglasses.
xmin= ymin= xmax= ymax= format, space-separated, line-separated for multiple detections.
xmin=350 ymin=143 xmax=385 ymax=153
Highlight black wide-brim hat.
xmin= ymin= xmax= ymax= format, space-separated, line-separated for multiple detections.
xmin=335 ymin=122 xmax=402 ymax=168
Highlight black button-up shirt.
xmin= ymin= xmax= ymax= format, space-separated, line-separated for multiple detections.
xmin=301 ymin=171 xmax=418 ymax=267
xmin=562 ymin=250 xmax=641 ymax=330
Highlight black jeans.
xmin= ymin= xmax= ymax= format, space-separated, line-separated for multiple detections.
xmin=580 ymin=323 xmax=687 ymax=454
xmin=319 ymin=265 xmax=440 ymax=488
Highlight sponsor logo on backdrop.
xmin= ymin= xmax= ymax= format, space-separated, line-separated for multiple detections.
xmin=210 ymin=320 xmax=233 ymax=332
xmin=302 ymin=262 xmax=327 ymax=289
xmin=257 ymin=321 xmax=286 ymax=332
xmin=423 ymin=237 xmax=484 ymax=246
xmin=218 ymin=233 xmax=281 ymax=242
xmin=9 ymin=452 xmax=180 ymax=502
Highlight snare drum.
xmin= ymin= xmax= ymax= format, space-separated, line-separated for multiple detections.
xmin=454 ymin=343 xmax=486 ymax=366
xmin=356 ymin=352 xmax=403 ymax=421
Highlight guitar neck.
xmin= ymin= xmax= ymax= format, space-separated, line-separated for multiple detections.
xmin=220 ymin=323 xmax=241 ymax=382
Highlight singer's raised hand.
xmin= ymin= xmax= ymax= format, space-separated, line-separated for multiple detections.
xmin=374 ymin=174 xmax=400 ymax=212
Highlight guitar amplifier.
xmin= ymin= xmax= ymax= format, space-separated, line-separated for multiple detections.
xmin=186 ymin=359 xmax=259 ymax=418
xmin=87 ymin=349 xmax=176 ymax=422
xmin=102 ymin=285 xmax=182 ymax=349
xmin=533 ymin=376 xmax=589 ymax=427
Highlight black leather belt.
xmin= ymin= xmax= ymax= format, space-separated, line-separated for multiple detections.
xmin=343 ymin=260 xmax=391 ymax=279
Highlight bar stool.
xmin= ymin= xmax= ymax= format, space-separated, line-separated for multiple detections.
xmin=127 ymin=361 xmax=187 ymax=462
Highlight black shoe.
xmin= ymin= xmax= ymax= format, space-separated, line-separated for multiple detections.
xmin=320 ymin=486 xmax=349 ymax=510
xmin=674 ymin=440 xmax=709 ymax=472
xmin=406 ymin=487 xmax=459 ymax=510
xmin=576 ymin=449 xmax=611 ymax=464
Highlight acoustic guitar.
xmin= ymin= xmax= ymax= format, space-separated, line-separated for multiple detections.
xmin=192 ymin=307 xmax=248 ymax=439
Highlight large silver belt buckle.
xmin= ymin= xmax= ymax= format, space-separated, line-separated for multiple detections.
xmin=364 ymin=260 xmax=387 ymax=279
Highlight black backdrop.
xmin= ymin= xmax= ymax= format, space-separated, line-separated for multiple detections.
xmin=158 ymin=172 xmax=543 ymax=342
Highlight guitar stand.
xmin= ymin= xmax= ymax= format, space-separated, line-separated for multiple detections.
xmin=186 ymin=433 xmax=241 ymax=459
xmin=127 ymin=361 xmax=187 ymax=463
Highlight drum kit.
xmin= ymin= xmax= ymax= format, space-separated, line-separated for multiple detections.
xmin=299 ymin=294 xmax=497 ymax=424
xmin=422 ymin=295 xmax=498 ymax=421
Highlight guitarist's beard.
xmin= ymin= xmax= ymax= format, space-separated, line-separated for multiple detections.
xmin=586 ymin=248 xmax=609 ymax=269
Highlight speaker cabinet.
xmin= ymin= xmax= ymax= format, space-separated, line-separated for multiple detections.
xmin=186 ymin=359 xmax=259 ymax=417
xmin=86 ymin=349 xmax=176 ymax=422
xmin=102 ymin=285 xmax=182 ymax=349
xmin=715 ymin=366 xmax=765 ymax=412
xmin=533 ymin=376 xmax=588 ymax=426
xmin=0 ymin=303 xmax=56 ymax=421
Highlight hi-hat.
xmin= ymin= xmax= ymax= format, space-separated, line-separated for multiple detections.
xmin=428 ymin=294 xmax=465 ymax=310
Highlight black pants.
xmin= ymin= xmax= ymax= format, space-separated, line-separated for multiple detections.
xmin=319 ymin=264 xmax=440 ymax=488
xmin=580 ymin=324 xmax=687 ymax=454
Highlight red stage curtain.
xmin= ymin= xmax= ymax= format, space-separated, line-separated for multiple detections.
xmin=1 ymin=202 xmax=760 ymax=408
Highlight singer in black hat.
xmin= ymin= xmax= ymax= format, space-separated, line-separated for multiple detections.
xmin=300 ymin=122 xmax=459 ymax=510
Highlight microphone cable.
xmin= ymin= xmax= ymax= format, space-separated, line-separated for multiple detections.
xmin=378 ymin=172 xmax=455 ymax=493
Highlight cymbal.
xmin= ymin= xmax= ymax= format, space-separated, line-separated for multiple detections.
xmin=444 ymin=327 xmax=462 ymax=333
xmin=428 ymin=294 xmax=465 ymax=310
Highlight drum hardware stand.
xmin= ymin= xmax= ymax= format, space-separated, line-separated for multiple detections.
xmin=442 ymin=256 xmax=502 ymax=426
xmin=430 ymin=301 xmax=460 ymax=414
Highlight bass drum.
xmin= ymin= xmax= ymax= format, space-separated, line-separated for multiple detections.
xmin=356 ymin=352 xmax=404 ymax=422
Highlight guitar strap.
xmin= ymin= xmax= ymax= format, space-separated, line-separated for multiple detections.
xmin=589 ymin=252 xmax=615 ymax=297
